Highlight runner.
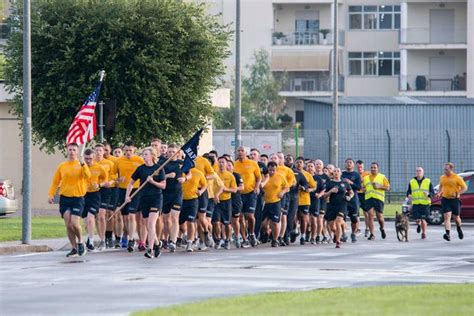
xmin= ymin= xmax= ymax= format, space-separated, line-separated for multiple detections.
xmin=362 ymin=162 xmax=390 ymax=240
xmin=314 ymin=159 xmax=329 ymax=244
xmin=305 ymin=161 xmax=320 ymax=244
xmin=437 ymin=163 xmax=467 ymax=241
xmin=324 ymin=168 xmax=354 ymax=248
xmin=261 ymin=161 xmax=289 ymax=247
xmin=227 ymin=159 xmax=245 ymax=248
xmin=356 ymin=160 xmax=370 ymax=237
xmin=212 ymin=156 xmax=237 ymax=250
xmin=113 ymin=141 xmax=144 ymax=252
xmin=341 ymin=158 xmax=362 ymax=243
xmin=126 ymin=147 xmax=166 ymax=258
xmin=250 ymin=148 xmax=269 ymax=238
xmin=295 ymin=157 xmax=316 ymax=245
xmin=105 ymin=144 xmax=124 ymax=248
xmin=48 ymin=143 xmax=91 ymax=257
xmin=234 ymin=146 xmax=262 ymax=247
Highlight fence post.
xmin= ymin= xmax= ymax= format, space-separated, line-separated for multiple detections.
xmin=327 ymin=129 xmax=331 ymax=164
xmin=446 ymin=130 xmax=451 ymax=162
xmin=386 ymin=129 xmax=391 ymax=203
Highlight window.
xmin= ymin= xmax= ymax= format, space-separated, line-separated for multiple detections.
xmin=349 ymin=5 xmax=400 ymax=30
xmin=295 ymin=111 xmax=304 ymax=129
xmin=466 ymin=178 xmax=473 ymax=193
xmin=348 ymin=51 xmax=400 ymax=76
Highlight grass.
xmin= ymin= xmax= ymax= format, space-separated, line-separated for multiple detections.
xmin=0 ymin=216 xmax=66 ymax=242
xmin=383 ymin=203 xmax=401 ymax=218
xmin=134 ymin=283 xmax=474 ymax=316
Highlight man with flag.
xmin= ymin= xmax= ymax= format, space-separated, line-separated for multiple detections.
xmin=48 ymin=72 xmax=104 ymax=257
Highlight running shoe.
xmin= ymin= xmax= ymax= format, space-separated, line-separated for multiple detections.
xmin=364 ymin=228 xmax=369 ymax=238
xmin=86 ymin=239 xmax=95 ymax=251
xmin=290 ymin=230 xmax=298 ymax=243
xmin=198 ymin=241 xmax=207 ymax=251
xmin=241 ymin=240 xmax=250 ymax=248
xmin=350 ymin=233 xmax=357 ymax=243
xmin=114 ymin=239 xmax=121 ymax=249
xmin=335 ymin=241 xmax=341 ymax=249
xmin=260 ymin=230 xmax=269 ymax=244
xmin=138 ymin=241 xmax=146 ymax=252
xmin=380 ymin=228 xmax=386 ymax=239
xmin=204 ymin=233 xmax=213 ymax=247
xmin=224 ymin=240 xmax=230 ymax=250
xmin=416 ymin=225 xmax=421 ymax=234
xmin=443 ymin=233 xmax=451 ymax=241
xmin=127 ymin=240 xmax=135 ymax=253
xmin=315 ymin=235 xmax=321 ymax=244
xmin=283 ymin=236 xmax=291 ymax=246
xmin=300 ymin=237 xmax=305 ymax=245
xmin=214 ymin=240 xmax=222 ymax=250
xmin=235 ymin=238 xmax=241 ymax=249
xmin=106 ymin=237 xmax=114 ymax=249
xmin=144 ymin=248 xmax=153 ymax=259
xmin=249 ymin=234 xmax=257 ymax=247
xmin=121 ymin=237 xmax=128 ymax=249
xmin=341 ymin=234 xmax=348 ymax=243
xmin=66 ymin=248 xmax=78 ymax=257
xmin=153 ymin=243 xmax=162 ymax=258
xmin=310 ymin=238 xmax=315 ymax=245
xmin=305 ymin=232 xmax=310 ymax=243
xmin=321 ymin=236 xmax=328 ymax=244
xmin=271 ymin=240 xmax=279 ymax=248
xmin=168 ymin=242 xmax=176 ymax=253
xmin=98 ymin=240 xmax=106 ymax=251
xmin=186 ymin=241 xmax=194 ymax=252
xmin=368 ymin=233 xmax=375 ymax=241
xmin=421 ymin=233 xmax=426 ymax=240
xmin=278 ymin=237 xmax=286 ymax=247
xmin=78 ymin=243 xmax=87 ymax=256
xmin=457 ymin=227 xmax=464 ymax=240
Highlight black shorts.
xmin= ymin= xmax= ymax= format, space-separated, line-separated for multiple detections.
xmin=198 ymin=190 xmax=209 ymax=212
xmin=365 ymin=198 xmax=384 ymax=213
xmin=241 ymin=192 xmax=257 ymax=214
xmin=319 ymin=197 xmax=327 ymax=214
xmin=212 ymin=199 xmax=232 ymax=225
xmin=108 ymin=187 xmax=119 ymax=210
xmin=281 ymin=194 xmax=289 ymax=212
xmin=326 ymin=202 xmax=347 ymax=219
xmin=310 ymin=198 xmax=320 ymax=216
xmin=140 ymin=194 xmax=163 ymax=218
xmin=206 ymin=199 xmax=215 ymax=217
xmin=347 ymin=203 xmax=359 ymax=224
xmin=441 ymin=198 xmax=461 ymax=216
xmin=262 ymin=201 xmax=282 ymax=223
xmin=59 ymin=195 xmax=84 ymax=218
xmin=412 ymin=204 xmax=429 ymax=220
xmin=324 ymin=209 xmax=346 ymax=222
xmin=298 ymin=205 xmax=310 ymax=215
xmin=179 ymin=198 xmax=199 ymax=225
xmin=99 ymin=188 xmax=111 ymax=209
xmin=83 ymin=191 xmax=101 ymax=218
xmin=231 ymin=195 xmax=243 ymax=217
xmin=163 ymin=191 xmax=183 ymax=214
xmin=287 ymin=194 xmax=298 ymax=216
xmin=118 ymin=188 xmax=140 ymax=216
xmin=358 ymin=193 xmax=367 ymax=212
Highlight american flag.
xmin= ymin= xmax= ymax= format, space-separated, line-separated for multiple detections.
xmin=66 ymin=78 xmax=104 ymax=145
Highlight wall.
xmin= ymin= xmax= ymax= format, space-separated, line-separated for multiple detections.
xmin=345 ymin=77 xmax=399 ymax=96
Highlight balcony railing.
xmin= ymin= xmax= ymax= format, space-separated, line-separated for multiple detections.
xmin=280 ymin=76 xmax=344 ymax=93
xmin=272 ymin=30 xmax=344 ymax=46
xmin=400 ymin=27 xmax=467 ymax=45
xmin=400 ymin=74 xmax=466 ymax=92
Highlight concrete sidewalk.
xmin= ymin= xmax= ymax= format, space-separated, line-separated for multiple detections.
xmin=0 ymin=237 xmax=69 ymax=255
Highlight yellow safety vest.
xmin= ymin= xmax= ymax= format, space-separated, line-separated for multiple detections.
xmin=363 ymin=173 xmax=386 ymax=202
xmin=410 ymin=178 xmax=431 ymax=205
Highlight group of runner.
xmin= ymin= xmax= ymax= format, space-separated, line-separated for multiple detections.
xmin=48 ymin=140 xmax=467 ymax=258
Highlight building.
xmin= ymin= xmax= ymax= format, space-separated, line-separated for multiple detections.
xmin=204 ymin=0 xmax=474 ymax=127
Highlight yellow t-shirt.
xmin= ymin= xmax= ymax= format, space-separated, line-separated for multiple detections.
xmin=113 ymin=155 xmax=145 ymax=189
xmin=216 ymin=170 xmax=237 ymax=201
xmin=182 ymin=168 xmax=207 ymax=200
xmin=440 ymin=173 xmax=467 ymax=199
xmin=97 ymin=158 xmax=115 ymax=184
xmin=207 ymin=174 xmax=222 ymax=199
xmin=263 ymin=173 xmax=288 ymax=203
xmin=194 ymin=156 xmax=214 ymax=177
xmin=234 ymin=158 xmax=261 ymax=194
xmin=277 ymin=165 xmax=297 ymax=187
xmin=86 ymin=162 xmax=108 ymax=193
xmin=48 ymin=160 xmax=91 ymax=198
xmin=298 ymin=169 xmax=316 ymax=206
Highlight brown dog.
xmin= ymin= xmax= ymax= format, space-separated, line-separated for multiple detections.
xmin=395 ymin=211 xmax=409 ymax=242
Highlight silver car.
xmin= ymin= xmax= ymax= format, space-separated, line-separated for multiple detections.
xmin=0 ymin=179 xmax=18 ymax=216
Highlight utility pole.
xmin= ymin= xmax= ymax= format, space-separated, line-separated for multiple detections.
xmin=22 ymin=0 xmax=32 ymax=244
xmin=330 ymin=0 xmax=339 ymax=165
xmin=234 ymin=0 xmax=242 ymax=154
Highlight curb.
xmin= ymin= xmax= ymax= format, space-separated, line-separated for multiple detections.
xmin=0 ymin=244 xmax=53 ymax=255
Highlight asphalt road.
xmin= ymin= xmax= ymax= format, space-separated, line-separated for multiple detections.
xmin=1 ymin=224 xmax=473 ymax=316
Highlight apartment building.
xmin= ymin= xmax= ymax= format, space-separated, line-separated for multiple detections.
xmin=206 ymin=0 xmax=474 ymax=127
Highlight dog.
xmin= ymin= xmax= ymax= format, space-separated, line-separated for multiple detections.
xmin=395 ymin=211 xmax=409 ymax=242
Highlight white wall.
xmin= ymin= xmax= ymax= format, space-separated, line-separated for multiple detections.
xmin=407 ymin=50 xmax=466 ymax=76
xmin=407 ymin=2 xmax=467 ymax=29
xmin=345 ymin=77 xmax=399 ymax=96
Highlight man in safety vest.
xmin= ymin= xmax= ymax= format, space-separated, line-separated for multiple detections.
xmin=406 ymin=167 xmax=435 ymax=239
xmin=362 ymin=162 xmax=390 ymax=240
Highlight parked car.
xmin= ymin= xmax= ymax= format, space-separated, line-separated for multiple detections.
xmin=402 ymin=171 xmax=474 ymax=225
xmin=0 ymin=179 xmax=18 ymax=216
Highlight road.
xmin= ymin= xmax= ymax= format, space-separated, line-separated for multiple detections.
xmin=1 ymin=224 xmax=473 ymax=315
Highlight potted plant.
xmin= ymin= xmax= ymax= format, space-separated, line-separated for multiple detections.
xmin=319 ymin=29 xmax=330 ymax=44
xmin=273 ymin=31 xmax=285 ymax=45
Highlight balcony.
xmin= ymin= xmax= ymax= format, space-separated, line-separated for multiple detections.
xmin=400 ymin=27 xmax=467 ymax=47
xmin=276 ymin=73 xmax=344 ymax=97
xmin=399 ymin=74 xmax=466 ymax=96
xmin=272 ymin=30 xmax=344 ymax=47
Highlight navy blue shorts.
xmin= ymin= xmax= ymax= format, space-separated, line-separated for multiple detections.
xmin=212 ymin=199 xmax=232 ymax=225
xmin=163 ymin=191 xmax=183 ymax=214
xmin=324 ymin=209 xmax=346 ymax=222
xmin=118 ymin=188 xmax=140 ymax=215
xmin=179 ymin=198 xmax=199 ymax=225
xmin=206 ymin=199 xmax=215 ymax=217
xmin=298 ymin=205 xmax=310 ymax=215
xmin=441 ymin=198 xmax=461 ymax=216
xmin=358 ymin=193 xmax=367 ymax=212
xmin=347 ymin=203 xmax=360 ymax=224
xmin=412 ymin=204 xmax=429 ymax=220
xmin=241 ymin=192 xmax=257 ymax=214
xmin=365 ymin=198 xmax=384 ymax=213
xmin=198 ymin=190 xmax=209 ymax=212
xmin=231 ymin=195 xmax=243 ymax=217
xmin=99 ymin=187 xmax=111 ymax=209
xmin=310 ymin=198 xmax=320 ymax=216
xmin=281 ymin=194 xmax=289 ymax=213
xmin=262 ymin=201 xmax=282 ymax=223
xmin=108 ymin=187 xmax=119 ymax=210
xmin=82 ymin=191 xmax=101 ymax=218
xmin=140 ymin=194 xmax=163 ymax=218
xmin=319 ymin=197 xmax=327 ymax=214
xmin=59 ymin=195 xmax=84 ymax=218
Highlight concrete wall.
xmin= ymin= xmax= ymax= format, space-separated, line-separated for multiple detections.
xmin=407 ymin=49 xmax=466 ymax=76
xmin=345 ymin=77 xmax=399 ymax=96
xmin=274 ymin=3 xmax=333 ymax=33
xmin=407 ymin=2 xmax=467 ymax=30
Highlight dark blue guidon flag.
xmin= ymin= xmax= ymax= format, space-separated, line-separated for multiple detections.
xmin=181 ymin=128 xmax=203 ymax=173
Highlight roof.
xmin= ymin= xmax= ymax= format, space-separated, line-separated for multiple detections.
xmin=301 ymin=96 xmax=474 ymax=105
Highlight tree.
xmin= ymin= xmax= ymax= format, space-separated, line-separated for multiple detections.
xmin=214 ymin=49 xmax=286 ymax=130
xmin=5 ymin=0 xmax=231 ymax=152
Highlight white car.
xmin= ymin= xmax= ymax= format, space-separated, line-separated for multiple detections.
xmin=0 ymin=179 xmax=18 ymax=216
